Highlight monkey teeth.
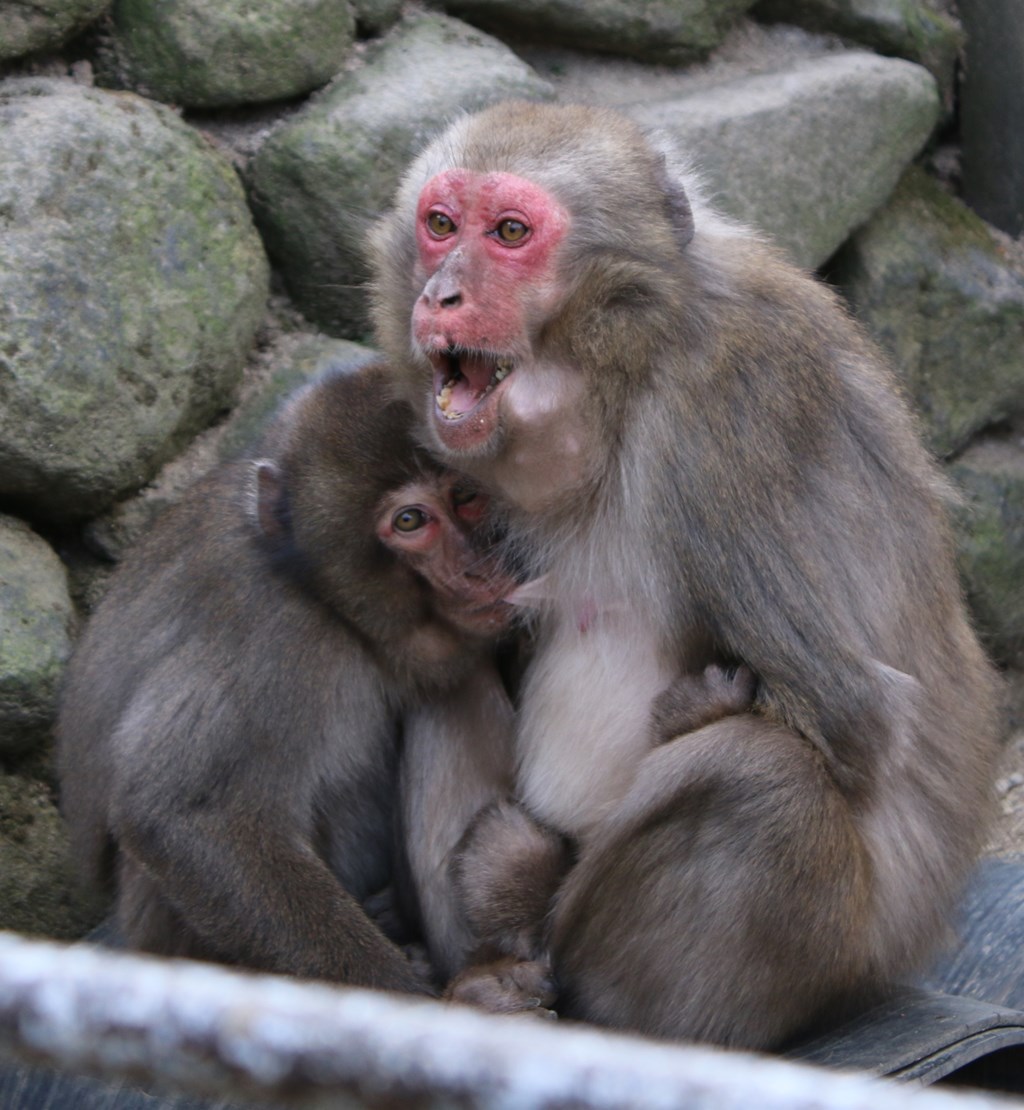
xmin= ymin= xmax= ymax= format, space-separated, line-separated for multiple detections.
xmin=435 ymin=356 xmax=514 ymax=420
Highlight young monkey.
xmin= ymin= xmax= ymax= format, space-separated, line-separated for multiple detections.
xmin=431 ymin=661 xmax=758 ymax=1016
xmin=57 ymin=360 xmax=517 ymax=993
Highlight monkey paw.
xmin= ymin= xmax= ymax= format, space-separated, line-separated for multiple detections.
xmin=443 ymin=956 xmax=557 ymax=1018
xmin=703 ymin=662 xmax=758 ymax=710
xmin=651 ymin=662 xmax=758 ymax=742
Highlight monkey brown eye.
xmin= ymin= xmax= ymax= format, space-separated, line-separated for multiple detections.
xmin=426 ymin=211 xmax=456 ymax=237
xmin=393 ymin=507 xmax=429 ymax=533
xmin=495 ymin=218 xmax=529 ymax=244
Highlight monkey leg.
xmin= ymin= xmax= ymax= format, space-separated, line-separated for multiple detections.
xmin=112 ymin=804 xmax=433 ymax=995
xmin=453 ymin=800 xmax=569 ymax=961
xmin=440 ymin=800 xmax=568 ymax=1017
xmin=549 ymin=716 xmax=873 ymax=1049
xmin=116 ymin=852 xmax=223 ymax=962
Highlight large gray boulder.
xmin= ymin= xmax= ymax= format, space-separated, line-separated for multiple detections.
xmin=950 ymin=424 xmax=1024 ymax=669
xmin=0 ymin=0 xmax=110 ymax=62
xmin=0 ymin=79 xmax=269 ymax=521
xmin=247 ymin=12 xmax=553 ymax=338
xmin=0 ymin=517 xmax=74 ymax=758
xmin=628 ymin=51 xmax=940 ymax=269
xmin=835 ymin=168 xmax=1024 ymax=459
xmin=100 ymin=0 xmax=356 ymax=109
xmin=436 ymin=0 xmax=758 ymax=64
xmin=752 ymin=0 xmax=963 ymax=105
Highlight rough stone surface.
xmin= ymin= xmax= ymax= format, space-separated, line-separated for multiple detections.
xmin=0 ymin=0 xmax=110 ymax=62
xmin=85 ymin=331 xmax=378 ymax=565
xmin=752 ymin=0 xmax=963 ymax=106
xmin=627 ymin=51 xmax=940 ymax=268
xmin=950 ymin=421 xmax=1024 ymax=670
xmin=246 ymin=11 xmax=553 ymax=337
xmin=0 ymin=517 xmax=74 ymax=757
xmin=519 ymin=19 xmax=847 ymax=104
xmin=0 ymin=774 xmax=105 ymax=938
xmin=957 ymin=0 xmax=1024 ymax=238
xmin=352 ymin=0 xmax=403 ymax=36
xmin=835 ymin=168 xmax=1024 ymax=459
xmin=216 ymin=333 xmax=378 ymax=462
xmin=0 ymin=78 xmax=270 ymax=521
xmin=437 ymin=0 xmax=758 ymax=64
xmin=101 ymin=0 xmax=356 ymax=109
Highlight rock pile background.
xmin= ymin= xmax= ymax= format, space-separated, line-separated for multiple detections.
xmin=0 ymin=0 xmax=1021 ymax=939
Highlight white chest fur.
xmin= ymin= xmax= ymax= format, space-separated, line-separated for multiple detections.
xmin=515 ymin=600 xmax=674 ymax=839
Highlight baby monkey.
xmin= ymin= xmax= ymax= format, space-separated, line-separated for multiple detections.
xmin=431 ymin=662 xmax=758 ymax=1016
xmin=57 ymin=360 xmax=516 ymax=993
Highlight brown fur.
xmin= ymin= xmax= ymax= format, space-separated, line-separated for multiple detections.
xmin=370 ymin=102 xmax=1001 ymax=1046
xmin=57 ymin=361 xmax=510 ymax=992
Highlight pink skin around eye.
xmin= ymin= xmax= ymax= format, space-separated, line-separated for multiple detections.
xmin=413 ymin=170 xmax=569 ymax=352
xmin=377 ymin=509 xmax=439 ymax=554
xmin=453 ymin=495 xmax=487 ymax=525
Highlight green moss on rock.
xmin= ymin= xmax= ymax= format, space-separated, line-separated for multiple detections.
xmin=0 ymin=517 xmax=74 ymax=757
xmin=102 ymin=0 xmax=356 ymax=109
xmin=0 ymin=79 xmax=270 ymax=520
xmin=836 ymin=168 xmax=1024 ymax=458
xmin=0 ymin=772 xmax=107 ymax=939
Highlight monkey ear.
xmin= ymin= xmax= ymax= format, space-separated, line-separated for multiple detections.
xmin=252 ymin=460 xmax=290 ymax=540
xmin=654 ymin=157 xmax=695 ymax=251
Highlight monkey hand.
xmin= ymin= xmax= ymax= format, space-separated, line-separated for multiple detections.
xmin=443 ymin=955 xmax=557 ymax=1018
xmin=650 ymin=663 xmax=758 ymax=743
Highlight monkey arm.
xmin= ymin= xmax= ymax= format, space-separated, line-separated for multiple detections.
xmin=104 ymin=649 xmax=432 ymax=995
xmin=450 ymin=800 xmax=569 ymax=965
xmin=110 ymin=777 xmax=430 ymax=993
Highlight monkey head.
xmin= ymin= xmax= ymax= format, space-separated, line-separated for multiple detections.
xmin=254 ymin=363 xmax=517 ymax=679
xmin=374 ymin=474 xmax=516 ymax=641
xmin=370 ymin=101 xmax=696 ymax=513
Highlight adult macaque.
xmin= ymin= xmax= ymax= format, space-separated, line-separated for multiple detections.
xmin=370 ymin=101 xmax=1001 ymax=1047
xmin=57 ymin=362 xmax=516 ymax=992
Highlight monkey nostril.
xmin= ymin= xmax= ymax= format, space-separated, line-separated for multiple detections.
xmin=440 ymin=292 xmax=462 ymax=309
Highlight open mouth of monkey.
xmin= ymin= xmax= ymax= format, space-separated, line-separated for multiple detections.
xmin=432 ymin=348 xmax=514 ymax=421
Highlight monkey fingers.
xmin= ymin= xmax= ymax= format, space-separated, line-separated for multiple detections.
xmin=443 ymin=955 xmax=557 ymax=1018
xmin=649 ymin=663 xmax=758 ymax=743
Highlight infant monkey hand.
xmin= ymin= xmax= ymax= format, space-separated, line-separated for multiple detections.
xmin=444 ymin=956 xmax=557 ymax=1019
xmin=651 ymin=663 xmax=757 ymax=743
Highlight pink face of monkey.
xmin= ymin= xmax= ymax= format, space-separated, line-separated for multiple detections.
xmin=375 ymin=476 xmax=516 ymax=637
xmin=412 ymin=170 xmax=570 ymax=454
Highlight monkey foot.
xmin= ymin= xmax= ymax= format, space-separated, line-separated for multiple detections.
xmin=443 ymin=956 xmax=557 ymax=1018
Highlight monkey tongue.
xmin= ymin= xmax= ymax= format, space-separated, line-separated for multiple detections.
xmin=436 ymin=352 xmax=511 ymax=419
